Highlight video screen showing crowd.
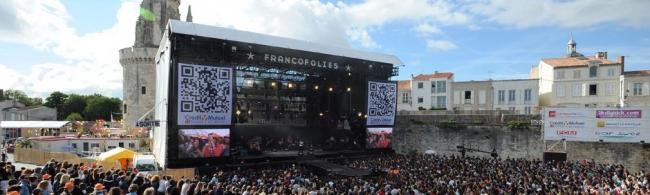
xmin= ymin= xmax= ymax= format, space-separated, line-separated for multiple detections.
xmin=178 ymin=129 xmax=230 ymax=158
xmin=366 ymin=128 xmax=392 ymax=149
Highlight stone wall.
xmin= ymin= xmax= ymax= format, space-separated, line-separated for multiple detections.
xmin=394 ymin=115 xmax=650 ymax=172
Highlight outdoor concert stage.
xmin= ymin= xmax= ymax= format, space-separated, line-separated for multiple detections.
xmin=153 ymin=20 xmax=402 ymax=169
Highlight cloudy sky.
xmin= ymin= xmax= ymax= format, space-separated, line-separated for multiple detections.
xmin=1 ymin=0 xmax=650 ymax=98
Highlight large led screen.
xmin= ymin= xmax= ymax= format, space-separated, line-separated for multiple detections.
xmin=367 ymin=127 xmax=392 ymax=149
xmin=178 ymin=129 xmax=230 ymax=158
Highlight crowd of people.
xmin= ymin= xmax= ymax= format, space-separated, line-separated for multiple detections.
xmin=1 ymin=154 xmax=648 ymax=195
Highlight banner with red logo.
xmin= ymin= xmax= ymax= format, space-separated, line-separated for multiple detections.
xmin=543 ymin=107 xmax=649 ymax=143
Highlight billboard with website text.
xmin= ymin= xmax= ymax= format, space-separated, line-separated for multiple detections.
xmin=543 ymin=107 xmax=649 ymax=143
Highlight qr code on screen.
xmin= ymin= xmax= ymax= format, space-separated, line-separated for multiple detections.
xmin=179 ymin=64 xmax=232 ymax=114
xmin=368 ymin=82 xmax=396 ymax=117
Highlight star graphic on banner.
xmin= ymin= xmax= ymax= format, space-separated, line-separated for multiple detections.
xmin=246 ymin=52 xmax=255 ymax=60
xmin=345 ymin=65 xmax=351 ymax=71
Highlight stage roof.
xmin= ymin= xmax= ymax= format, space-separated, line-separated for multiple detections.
xmin=167 ymin=20 xmax=404 ymax=66
xmin=0 ymin=121 xmax=70 ymax=129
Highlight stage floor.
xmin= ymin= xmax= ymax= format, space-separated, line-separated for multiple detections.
xmin=239 ymin=149 xmax=364 ymax=159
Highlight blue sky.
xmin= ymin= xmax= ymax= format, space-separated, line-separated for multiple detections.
xmin=1 ymin=0 xmax=649 ymax=98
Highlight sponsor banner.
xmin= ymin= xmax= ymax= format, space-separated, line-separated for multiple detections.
xmin=548 ymin=121 xmax=586 ymax=128
xmin=596 ymin=110 xmax=642 ymax=118
xmin=366 ymin=81 xmax=397 ymax=126
xmin=543 ymin=107 xmax=649 ymax=143
xmin=547 ymin=110 xmax=588 ymax=118
xmin=176 ymin=64 xmax=233 ymax=126
xmin=596 ymin=121 xmax=642 ymax=128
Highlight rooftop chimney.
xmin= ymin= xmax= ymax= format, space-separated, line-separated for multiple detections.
xmin=618 ymin=56 xmax=625 ymax=72
xmin=596 ymin=52 xmax=607 ymax=59
xmin=411 ymin=74 xmax=414 ymax=79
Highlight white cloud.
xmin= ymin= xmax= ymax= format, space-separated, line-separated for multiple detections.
xmin=0 ymin=0 xmax=139 ymax=98
xmin=426 ymin=39 xmax=457 ymax=51
xmin=413 ymin=23 xmax=442 ymax=35
xmin=468 ymin=0 xmax=650 ymax=28
xmin=180 ymin=0 xmax=471 ymax=48
xmin=0 ymin=0 xmax=73 ymax=50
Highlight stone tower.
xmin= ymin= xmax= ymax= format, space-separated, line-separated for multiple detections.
xmin=119 ymin=0 xmax=180 ymax=128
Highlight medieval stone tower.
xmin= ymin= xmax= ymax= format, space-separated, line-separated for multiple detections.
xmin=119 ymin=0 xmax=180 ymax=128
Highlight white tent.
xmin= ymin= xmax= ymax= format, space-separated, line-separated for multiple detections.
xmin=0 ymin=121 xmax=70 ymax=129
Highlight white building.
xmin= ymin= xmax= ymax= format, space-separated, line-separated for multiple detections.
xmin=532 ymin=38 xmax=624 ymax=108
xmin=0 ymin=100 xmax=57 ymax=122
xmin=397 ymin=80 xmax=413 ymax=111
xmin=622 ymin=70 xmax=650 ymax=107
xmin=29 ymin=136 xmax=141 ymax=156
xmin=451 ymin=80 xmax=493 ymax=111
xmin=491 ymin=79 xmax=539 ymax=114
xmin=410 ymin=72 xmax=454 ymax=110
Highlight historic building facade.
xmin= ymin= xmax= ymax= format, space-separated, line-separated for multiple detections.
xmin=410 ymin=72 xmax=454 ymax=110
xmin=622 ymin=70 xmax=650 ymax=107
xmin=120 ymin=0 xmax=185 ymax=128
xmin=491 ymin=79 xmax=539 ymax=114
xmin=451 ymin=80 xmax=493 ymax=111
xmin=532 ymin=38 xmax=624 ymax=108
xmin=397 ymin=80 xmax=412 ymax=111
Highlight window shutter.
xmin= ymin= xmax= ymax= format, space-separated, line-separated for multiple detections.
xmin=582 ymin=83 xmax=587 ymax=96
xmin=479 ymin=90 xmax=486 ymax=105
xmin=454 ymin=91 xmax=460 ymax=104
xmin=471 ymin=90 xmax=475 ymax=104
xmin=644 ymin=82 xmax=650 ymax=96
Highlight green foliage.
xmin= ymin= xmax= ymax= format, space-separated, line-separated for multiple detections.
xmin=4 ymin=89 xmax=42 ymax=107
xmin=507 ymin=120 xmax=531 ymax=130
xmin=45 ymin=91 xmax=69 ymax=120
xmin=437 ymin=120 xmax=466 ymax=130
xmin=65 ymin=112 xmax=84 ymax=121
xmin=409 ymin=118 xmax=425 ymax=125
xmin=16 ymin=139 xmax=34 ymax=148
xmin=83 ymin=95 xmax=122 ymax=121
xmin=61 ymin=94 xmax=88 ymax=120
xmin=2 ymin=90 xmax=122 ymax=121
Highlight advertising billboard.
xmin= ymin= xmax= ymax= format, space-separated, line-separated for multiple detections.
xmin=366 ymin=81 xmax=397 ymax=126
xmin=543 ymin=107 xmax=649 ymax=143
xmin=177 ymin=63 xmax=233 ymax=126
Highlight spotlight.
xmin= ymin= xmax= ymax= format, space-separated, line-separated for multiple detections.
xmin=357 ymin=112 xmax=362 ymax=117
xmin=271 ymin=82 xmax=276 ymax=87
xmin=348 ymin=72 xmax=351 ymax=76
xmin=247 ymin=110 xmax=252 ymax=115
xmin=236 ymin=110 xmax=241 ymax=115
xmin=314 ymin=85 xmax=319 ymax=90
xmin=364 ymin=114 xmax=368 ymax=118
xmin=319 ymin=112 xmax=324 ymax=117
xmin=288 ymin=83 xmax=293 ymax=88
xmin=329 ymin=87 xmax=333 ymax=92
xmin=347 ymin=87 xmax=351 ymax=92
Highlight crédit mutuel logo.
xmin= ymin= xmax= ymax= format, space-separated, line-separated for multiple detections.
xmin=549 ymin=121 xmax=585 ymax=128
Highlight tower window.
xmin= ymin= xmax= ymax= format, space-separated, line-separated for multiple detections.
xmin=141 ymin=86 xmax=146 ymax=95
xmin=124 ymin=104 xmax=127 ymax=114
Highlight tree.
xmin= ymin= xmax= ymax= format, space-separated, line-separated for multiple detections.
xmin=83 ymin=95 xmax=122 ymax=121
xmin=4 ymin=89 xmax=42 ymax=107
xmin=65 ymin=112 xmax=84 ymax=121
xmin=62 ymin=94 xmax=87 ymax=120
xmin=44 ymin=91 xmax=69 ymax=119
